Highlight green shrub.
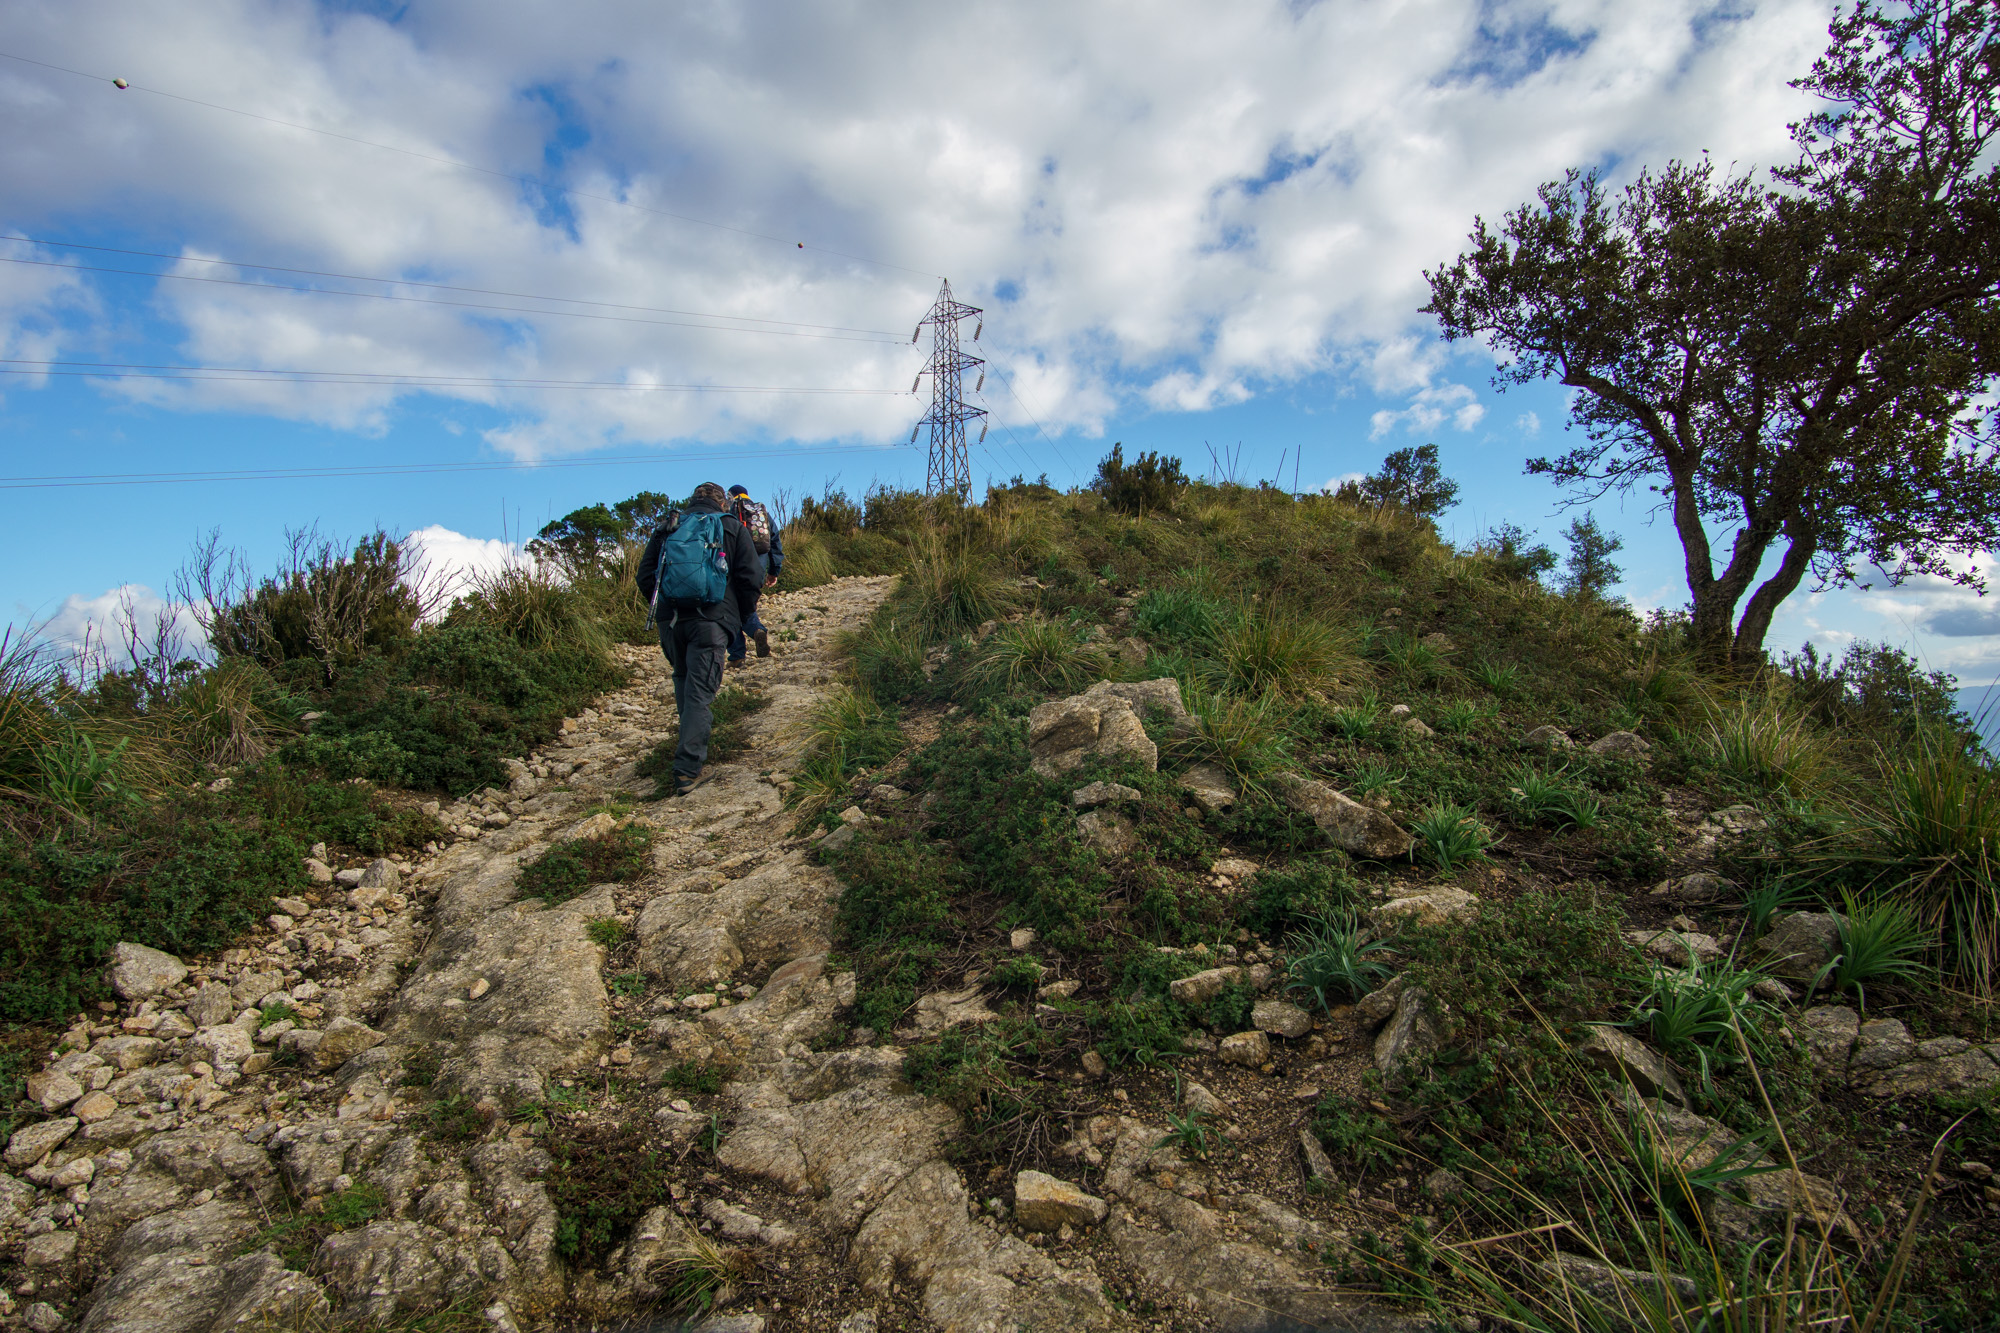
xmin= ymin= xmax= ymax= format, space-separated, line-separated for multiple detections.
xmin=1093 ymin=443 xmax=1189 ymax=516
xmin=1704 ymin=696 xmax=1840 ymax=798
xmin=1242 ymin=859 xmax=1356 ymax=937
xmin=451 ymin=563 xmax=613 ymax=658
xmin=1629 ymin=950 xmax=1780 ymax=1091
xmin=1817 ymin=892 xmax=1934 ymax=1009
xmin=1133 ymin=586 xmax=1229 ymax=645
xmin=904 ymin=537 xmax=1011 ymax=639
xmin=1505 ymin=765 xmax=1602 ymax=832
xmin=546 ymin=1121 xmax=670 ymax=1265
xmin=1212 ymin=607 xmax=1357 ymax=698
xmin=848 ymin=616 xmax=931 ymax=701
xmin=518 ymin=824 xmax=653 ymax=904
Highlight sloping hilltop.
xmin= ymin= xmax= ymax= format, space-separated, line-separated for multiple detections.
xmin=4 ymin=479 xmax=1999 ymax=1332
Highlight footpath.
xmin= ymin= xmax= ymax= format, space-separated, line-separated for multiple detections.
xmin=3 ymin=572 xmax=1417 ymax=1333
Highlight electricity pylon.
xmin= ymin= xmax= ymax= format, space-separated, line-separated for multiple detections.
xmin=910 ymin=279 xmax=986 ymax=498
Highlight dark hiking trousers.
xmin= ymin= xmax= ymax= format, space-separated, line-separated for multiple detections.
xmin=659 ymin=616 xmax=729 ymax=780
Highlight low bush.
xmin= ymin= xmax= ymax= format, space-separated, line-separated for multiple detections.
xmin=517 ymin=824 xmax=653 ymax=904
xmin=545 ymin=1120 xmax=672 ymax=1266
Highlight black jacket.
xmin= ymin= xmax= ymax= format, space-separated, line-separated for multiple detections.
xmin=635 ymin=499 xmax=763 ymax=630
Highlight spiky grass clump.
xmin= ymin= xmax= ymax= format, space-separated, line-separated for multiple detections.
xmin=777 ymin=529 xmax=838 ymax=589
xmin=1704 ymin=696 xmax=1840 ymax=798
xmin=971 ymin=616 xmax=1107 ymax=695
xmin=1285 ymin=911 xmax=1396 ymax=1010
xmin=1176 ymin=686 xmax=1293 ymax=792
xmin=847 ymin=615 xmax=930 ymax=701
xmin=1817 ymin=892 xmax=1934 ymax=1011
xmin=788 ymin=685 xmax=906 ymax=819
xmin=1410 ymin=802 xmax=1495 ymax=872
xmin=1212 ymin=607 xmax=1357 ymax=698
xmin=1506 ymin=765 xmax=1602 ymax=832
xmin=902 ymin=533 xmax=1011 ymax=640
xmin=455 ymin=563 xmax=613 ymax=661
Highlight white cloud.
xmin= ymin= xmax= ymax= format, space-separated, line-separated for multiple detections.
xmin=1322 ymin=471 xmax=1367 ymax=493
xmin=1516 ymin=410 xmax=1541 ymax=435
xmin=33 ymin=584 xmax=204 ymax=667
xmin=0 ymin=0 xmax=1832 ymax=448
xmin=404 ymin=524 xmax=533 ymax=602
xmin=1369 ymin=382 xmax=1485 ymax=439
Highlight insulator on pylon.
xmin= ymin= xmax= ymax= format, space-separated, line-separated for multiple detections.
xmin=978 ymin=422 xmax=988 ymax=443
xmin=910 ymin=423 xmax=920 ymax=443
xmin=975 ymin=371 xmax=984 ymax=393
xmin=911 ymin=373 xmax=923 ymax=393
xmin=912 ymin=324 xmax=922 ymax=344
xmin=973 ymin=322 xmax=981 ymax=341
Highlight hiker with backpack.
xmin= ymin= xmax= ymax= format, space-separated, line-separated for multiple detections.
xmin=636 ymin=482 xmax=764 ymax=796
xmin=724 ymin=484 xmax=783 ymax=665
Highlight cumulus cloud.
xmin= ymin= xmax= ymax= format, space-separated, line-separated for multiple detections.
xmin=32 ymin=584 xmax=204 ymax=666
xmin=0 ymin=0 xmax=1831 ymax=449
xmin=1516 ymin=410 xmax=1541 ymax=435
xmin=404 ymin=524 xmax=533 ymax=601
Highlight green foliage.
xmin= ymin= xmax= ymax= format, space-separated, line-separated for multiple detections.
xmin=1133 ymin=585 xmax=1229 ymax=645
xmin=241 ymin=1181 xmax=386 ymax=1271
xmin=1505 ymin=765 xmax=1602 ymax=832
xmin=1212 ymin=607 xmax=1356 ymax=698
xmin=517 ymin=824 xmax=653 ymax=904
xmin=199 ymin=528 xmax=425 ymax=681
xmin=1175 ymin=687 xmax=1293 ymax=792
xmin=1629 ymin=950 xmax=1779 ymax=1091
xmin=827 ymin=834 xmax=958 ymax=1034
xmin=905 ymin=1018 xmax=1056 ymax=1149
xmin=1469 ymin=658 xmax=1521 ymax=697
xmin=1312 ymin=1097 xmax=1401 ymax=1171
xmin=291 ymin=622 xmax=623 ymax=795
xmin=586 ymin=917 xmax=628 ymax=949
xmin=847 ymin=615 xmax=931 ymax=702
xmin=1334 ymin=443 xmax=1460 ymax=518
xmin=1242 ymin=859 xmax=1357 ymax=937
xmin=990 ymin=954 xmax=1047 ymax=989
xmin=904 ymin=537 xmax=1012 ymax=639
xmin=1093 ymin=442 xmax=1190 ymax=515
xmin=661 ymin=1059 xmax=727 ymax=1095
xmin=1406 ymin=889 xmax=1637 ymax=1047
xmin=789 ymin=685 xmax=906 ymax=818
xmin=1704 ymin=696 xmax=1840 ymax=798
xmin=1285 ymin=912 xmax=1396 ymax=1010
xmin=1782 ymin=639 xmax=1975 ymax=747
xmin=1158 ymin=1102 xmax=1213 ymax=1158
xmin=1478 ymin=523 xmax=1557 ymax=585
xmin=1409 ymin=802 xmax=1495 ymax=872
xmin=971 ymin=616 xmax=1106 ymax=695
xmin=1557 ymin=513 xmax=1624 ymax=600
xmin=607 ymin=971 xmax=644 ymax=997
xmin=1816 ymin=893 xmax=1934 ymax=1009
xmin=546 ymin=1121 xmax=670 ymax=1265
xmin=1436 ymin=698 xmax=1498 ymax=735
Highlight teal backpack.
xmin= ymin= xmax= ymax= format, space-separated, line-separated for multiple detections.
xmin=651 ymin=510 xmax=731 ymax=616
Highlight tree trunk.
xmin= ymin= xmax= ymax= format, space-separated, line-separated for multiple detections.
xmin=1730 ymin=533 xmax=1818 ymax=667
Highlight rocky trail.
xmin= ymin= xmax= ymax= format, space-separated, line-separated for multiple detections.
xmin=2 ymin=575 xmax=1428 ymax=1333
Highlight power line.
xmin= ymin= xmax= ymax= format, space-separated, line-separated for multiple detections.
xmin=0 ymin=49 xmax=940 ymax=279
xmin=0 ymin=234 xmax=906 ymax=337
xmin=0 ymin=358 xmax=911 ymax=394
xmin=0 ymin=255 xmax=911 ymax=345
xmin=0 ymin=443 xmax=923 ymax=490
xmin=987 ymin=365 xmax=1083 ymax=485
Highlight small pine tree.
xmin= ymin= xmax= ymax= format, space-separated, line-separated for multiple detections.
xmin=1559 ymin=513 xmax=1624 ymax=599
xmin=1337 ymin=444 xmax=1460 ymax=517
xmin=1482 ymin=523 xmax=1558 ymax=583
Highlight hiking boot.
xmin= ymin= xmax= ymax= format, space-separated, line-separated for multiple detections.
xmin=753 ymin=627 xmax=770 ymax=658
xmin=674 ymin=772 xmax=710 ymax=798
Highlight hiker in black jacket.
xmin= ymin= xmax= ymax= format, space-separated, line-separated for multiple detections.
xmin=635 ymin=482 xmax=763 ymax=795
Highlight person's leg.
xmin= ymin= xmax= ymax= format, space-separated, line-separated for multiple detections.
xmin=659 ymin=620 xmax=688 ymax=717
xmin=727 ymin=623 xmax=747 ymax=663
xmin=673 ymin=620 xmax=729 ymax=782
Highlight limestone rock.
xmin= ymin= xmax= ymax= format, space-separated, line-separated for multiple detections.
xmin=187 ymin=984 xmax=235 ymax=1028
xmin=1588 ymin=730 xmax=1650 ymax=757
xmin=908 ymin=986 xmax=998 ymax=1037
xmin=1275 ymin=775 xmax=1413 ymax=859
xmin=1756 ymin=912 xmax=1845 ymax=983
xmin=313 ymin=1017 xmax=386 ymax=1070
xmin=1076 ymin=809 xmax=1139 ymax=857
xmin=359 ymin=857 xmax=402 ymax=889
xmin=701 ymin=1198 xmax=798 ymax=1247
xmin=1522 ymin=725 xmax=1573 ymax=749
xmin=1800 ymin=1005 xmax=1860 ymax=1073
xmin=1696 ymin=803 xmax=1769 ymax=850
xmin=1012 ymin=1169 xmax=1109 ymax=1231
xmin=1027 ymin=680 xmax=1181 ymax=777
xmin=25 ymin=1069 xmax=84 ymax=1112
xmin=1182 ymin=1082 xmax=1228 ymax=1116
xmin=637 ymin=851 xmax=839 ymax=990
xmin=1179 ymin=762 xmax=1239 ymax=813
xmin=1576 ymin=1025 xmax=1687 ymax=1105
xmin=1070 ymin=781 xmax=1141 ymax=809
xmin=1370 ymin=888 xmax=1479 ymax=930
xmin=8 ymin=1117 xmax=79 ymax=1168
xmin=1373 ymin=988 xmax=1438 ymax=1085
xmin=1354 ymin=976 xmax=1405 ymax=1024
xmin=94 ymin=1035 xmax=163 ymax=1071
xmin=1704 ymin=1167 xmax=1852 ymax=1246
xmin=1168 ymin=967 xmax=1243 ymax=1006
xmin=1251 ymin=999 xmax=1313 ymax=1039
xmin=190 ymin=1025 xmax=256 ymax=1069
xmin=1628 ymin=929 xmax=1724 ymax=965
xmin=1298 ymin=1128 xmax=1336 ymax=1183
xmin=1218 ymin=1030 xmax=1271 ymax=1066
xmin=314 ymin=1219 xmax=492 ymax=1326
xmin=1538 ymin=1253 xmax=1698 ymax=1327
xmin=23 ymin=1230 xmax=76 ymax=1267
xmin=108 ymin=942 xmax=188 ymax=1000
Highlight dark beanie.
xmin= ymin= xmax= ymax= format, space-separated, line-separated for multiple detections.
xmin=728 ymin=484 xmax=749 ymax=498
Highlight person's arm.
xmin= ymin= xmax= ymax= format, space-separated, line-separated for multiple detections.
xmin=636 ymin=527 xmax=664 ymax=602
xmin=766 ymin=518 xmax=784 ymax=579
xmin=726 ymin=518 xmax=762 ymax=596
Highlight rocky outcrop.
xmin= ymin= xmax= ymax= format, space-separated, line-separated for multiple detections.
xmin=635 ymin=850 xmax=840 ymax=988
xmin=1756 ymin=911 xmax=1844 ymax=982
xmin=1027 ymin=678 xmax=1187 ymax=778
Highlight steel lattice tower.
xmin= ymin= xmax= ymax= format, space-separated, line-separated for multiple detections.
xmin=911 ymin=279 xmax=986 ymax=498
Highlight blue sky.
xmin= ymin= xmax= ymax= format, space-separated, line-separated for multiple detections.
xmin=3 ymin=0 xmax=1995 ymax=688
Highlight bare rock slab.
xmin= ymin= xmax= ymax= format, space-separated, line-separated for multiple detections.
xmin=1252 ymin=999 xmax=1313 ymax=1039
xmin=1576 ymin=1025 xmax=1687 ymax=1105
